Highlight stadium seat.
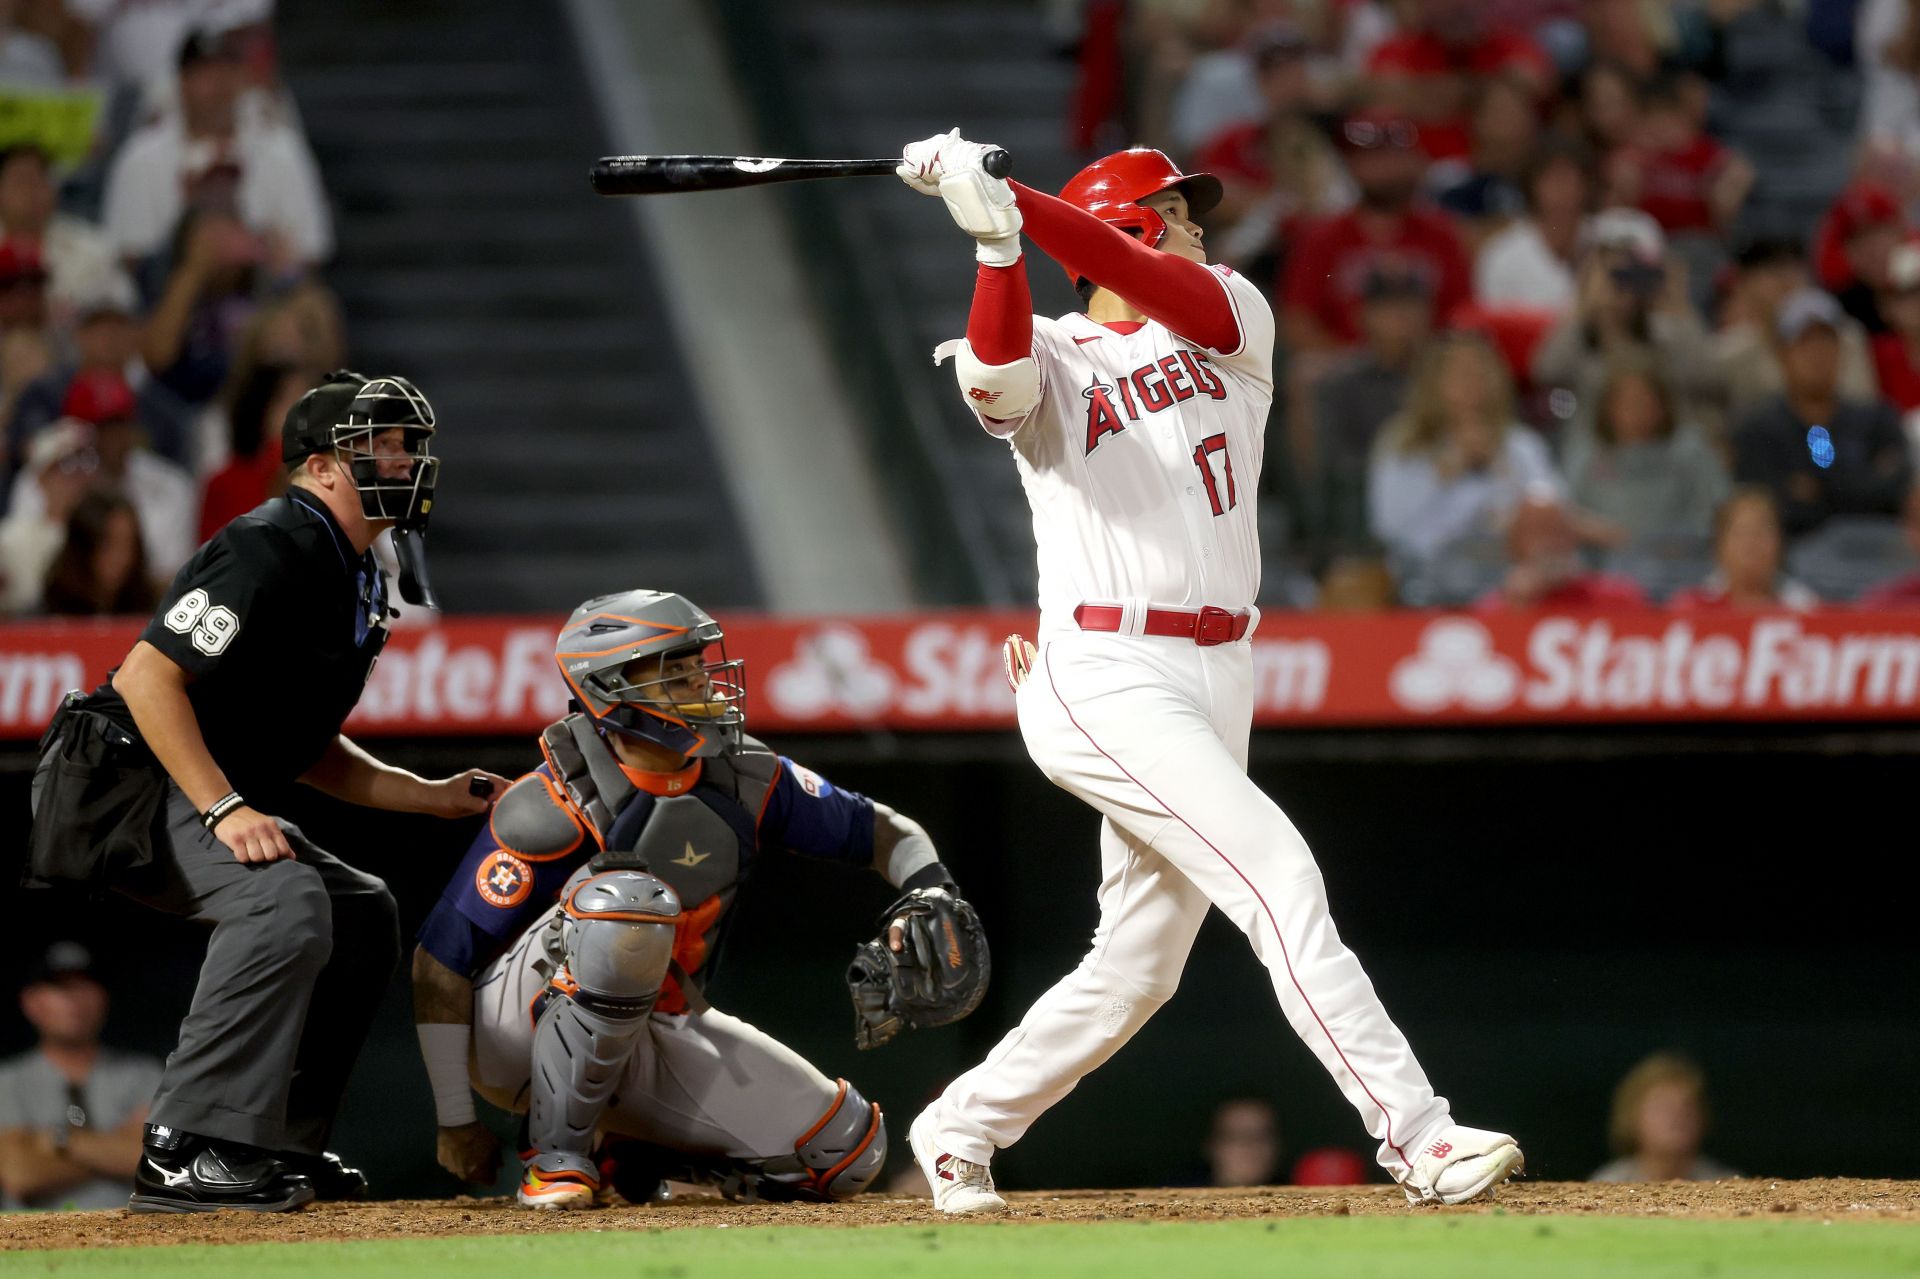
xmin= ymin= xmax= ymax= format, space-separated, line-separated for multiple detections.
xmin=1602 ymin=532 xmax=1716 ymax=604
xmin=1396 ymin=536 xmax=1509 ymax=608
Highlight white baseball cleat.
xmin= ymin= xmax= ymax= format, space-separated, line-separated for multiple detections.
xmin=909 ymin=1108 xmax=1007 ymax=1216
xmin=1401 ymin=1125 xmax=1525 ymax=1205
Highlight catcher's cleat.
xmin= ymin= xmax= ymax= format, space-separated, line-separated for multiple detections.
xmin=909 ymin=1108 xmax=1006 ymax=1216
xmin=518 ymin=1154 xmax=600 ymax=1210
xmin=1400 ymin=1125 xmax=1524 ymax=1205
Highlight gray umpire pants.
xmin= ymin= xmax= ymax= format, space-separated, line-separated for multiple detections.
xmin=112 ymin=784 xmax=401 ymax=1154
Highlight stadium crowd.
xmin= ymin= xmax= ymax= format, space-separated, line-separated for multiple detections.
xmin=0 ymin=5 xmax=341 ymax=621
xmin=1067 ymin=0 xmax=1920 ymax=609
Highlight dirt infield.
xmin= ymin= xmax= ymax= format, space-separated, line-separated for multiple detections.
xmin=3 ymin=1179 xmax=1916 ymax=1252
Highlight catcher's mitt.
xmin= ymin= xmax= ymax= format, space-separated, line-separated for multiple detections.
xmin=847 ymin=888 xmax=989 ymax=1050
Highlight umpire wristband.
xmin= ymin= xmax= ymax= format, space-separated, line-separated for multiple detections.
xmin=200 ymin=792 xmax=246 ymax=830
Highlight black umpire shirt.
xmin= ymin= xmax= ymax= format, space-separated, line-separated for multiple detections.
xmin=85 ymin=492 xmax=390 ymax=803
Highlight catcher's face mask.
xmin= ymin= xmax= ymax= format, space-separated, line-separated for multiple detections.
xmin=594 ymin=645 xmax=746 ymax=758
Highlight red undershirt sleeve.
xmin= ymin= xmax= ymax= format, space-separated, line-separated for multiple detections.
xmin=1008 ymin=179 xmax=1241 ymax=353
xmin=966 ymin=256 xmax=1034 ymax=365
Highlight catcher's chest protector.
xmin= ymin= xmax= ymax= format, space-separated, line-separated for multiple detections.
xmin=619 ymin=795 xmax=746 ymax=906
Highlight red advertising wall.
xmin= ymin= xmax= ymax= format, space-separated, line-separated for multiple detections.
xmin=4 ymin=608 xmax=1920 ymax=740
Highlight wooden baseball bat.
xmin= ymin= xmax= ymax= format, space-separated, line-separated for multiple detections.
xmin=590 ymin=150 xmax=1012 ymax=196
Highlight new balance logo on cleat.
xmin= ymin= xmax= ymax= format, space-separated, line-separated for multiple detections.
xmin=934 ymin=1153 xmax=956 ymax=1182
xmin=1426 ymin=1141 xmax=1453 ymax=1159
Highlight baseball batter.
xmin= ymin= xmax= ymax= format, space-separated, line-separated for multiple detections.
xmin=410 ymin=591 xmax=989 ymax=1209
xmin=895 ymin=132 xmax=1524 ymax=1212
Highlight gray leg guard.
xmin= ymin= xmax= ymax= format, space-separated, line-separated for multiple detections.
xmin=528 ymin=871 xmax=679 ymax=1176
xmin=751 ymin=1079 xmax=888 ymax=1201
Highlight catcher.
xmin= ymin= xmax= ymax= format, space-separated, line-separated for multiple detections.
xmin=410 ymin=590 xmax=988 ymax=1209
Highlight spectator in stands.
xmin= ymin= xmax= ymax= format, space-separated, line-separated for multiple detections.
xmin=1362 ymin=0 xmax=1554 ymax=166
xmin=0 ymin=235 xmax=48 ymax=335
xmin=1576 ymin=59 xmax=1642 ymax=182
xmin=1532 ymin=208 xmax=1721 ymax=438
xmin=141 ymin=208 xmax=267 ymax=407
xmin=1314 ymin=263 xmax=1432 ymax=552
xmin=1369 ymin=332 xmax=1562 ymax=568
xmin=0 ymin=4 xmax=63 ymax=85
xmin=0 ymin=419 xmax=93 ymax=615
xmin=1609 ymin=71 xmax=1751 ymax=237
xmin=1731 ymin=289 xmax=1911 ymax=536
xmin=1567 ymin=359 xmax=1729 ymax=542
xmin=0 ymin=942 xmax=162 ymax=1210
xmin=1477 ymin=495 xmax=1648 ymax=612
xmin=1195 ymin=24 xmax=1353 ymax=271
xmin=1281 ymin=109 xmax=1471 ymax=351
xmin=1858 ymin=0 xmax=1920 ymax=169
xmin=1475 ymin=135 xmax=1595 ymax=311
xmin=1205 ymin=1097 xmax=1281 ymax=1188
xmin=59 ymin=369 xmax=195 ymax=578
xmin=189 ymin=280 xmax=345 ymax=473
xmin=0 ymin=260 xmax=51 ymax=455
xmin=41 ymin=488 xmax=154 ymax=617
xmin=1816 ymin=183 xmax=1907 ymax=335
xmin=101 ymin=27 xmax=331 ymax=270
xmin=7 ymin=275 xmax=194 ymax=476
xmin=1317 ymin=556 xmax=1398 ymax=610
xmin=1870 ymin=242 xmax=1920 ymax=419
xmin=198 ymin=360 xmax=305 ymax=540
xmin=1669 ymin=487 xmax=1819 ymax=611
xmin=1432 ymin=73 xmax=1539 ymax=241
xmin=1578 ymin=0 xmax=1678 ymax=81
xmin=1590 ymin=1052 xmax=1738 ymax=1183
xmin=1857 ymin=485 xmax=1920 ymax=606
xmin=0 ymin=146 xmax=130 ymax=336
xmin=1715 ymin=239 xmax=1879 ymax=429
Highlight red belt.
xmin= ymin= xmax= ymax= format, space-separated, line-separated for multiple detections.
xmin=1072 ymin=604 xmax=1251 ymax=647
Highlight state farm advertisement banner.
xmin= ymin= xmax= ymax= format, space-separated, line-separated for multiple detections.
xmin=4 ymin=609 xmax=1920 ymax=740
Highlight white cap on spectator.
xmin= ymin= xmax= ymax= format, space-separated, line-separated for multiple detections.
xmin=55 ymin=266 xmax=139 ymax=321
xmin=1889 ymin=242 xmax=1920 ymax=294
xmin=1579 ymin=208 xmax=1666 ymax=263
xmin=23 ymin=418 xmax=96 ymax=476
xmin=1776 ymin=287 xmax=1845 ymax=343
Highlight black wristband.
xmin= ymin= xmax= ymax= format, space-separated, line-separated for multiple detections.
xmin=201 ymin=792 xmax=245 ymax=830
xmin=900 ymin=862 xmax=959 ymax=897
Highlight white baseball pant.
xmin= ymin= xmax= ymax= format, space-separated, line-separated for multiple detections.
xmin=923 ymin=630 xmax=1452 ymax=1179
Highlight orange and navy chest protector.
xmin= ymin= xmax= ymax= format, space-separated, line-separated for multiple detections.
xmin=418 ymin=724 xmax=876 ymax=1014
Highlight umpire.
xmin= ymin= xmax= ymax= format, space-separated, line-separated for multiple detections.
xmin=25 ymin=371 xmax=507 ymax=1213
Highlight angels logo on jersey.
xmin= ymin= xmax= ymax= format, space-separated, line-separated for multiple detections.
xmin=1081 ymin=350 xmax=1228 ymax=455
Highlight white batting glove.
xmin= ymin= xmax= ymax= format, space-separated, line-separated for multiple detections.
xmin=939 ymin=144 xmax=1022 ymax=267
xmin=897 ymin=127 xmax=960 ymax=196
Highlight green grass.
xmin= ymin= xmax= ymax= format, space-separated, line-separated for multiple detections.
xmin=2 ymin=1216 xmax=1917 ymax=1279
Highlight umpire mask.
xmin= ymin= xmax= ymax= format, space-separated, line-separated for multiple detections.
xmin=284 ymin=370 xmax=442 ymax=607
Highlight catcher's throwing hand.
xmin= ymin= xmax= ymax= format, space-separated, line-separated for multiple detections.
xmin=436 ymin=1120 xmax=501 ymax=1184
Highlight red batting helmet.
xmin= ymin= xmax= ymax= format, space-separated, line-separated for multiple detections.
xmin=1056 ymin=148 xmax=1222 ymax=284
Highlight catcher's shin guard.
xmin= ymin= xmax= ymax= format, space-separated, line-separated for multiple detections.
xmin=528 ymin=872 xmax=679 ymax=1161
xmin=751 ymin=1079 xmax=886 ymax=1201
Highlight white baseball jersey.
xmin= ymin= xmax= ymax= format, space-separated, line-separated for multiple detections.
xmin=955 ymin=265 xmax=1276 ymax=630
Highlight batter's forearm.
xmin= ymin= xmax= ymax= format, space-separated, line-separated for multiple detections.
xmin=968 ymin=258 xmax=1034 ymax=363
xmin=1010 ymin=181 xmax=1237 ymax=350
xmin=112 ymin=641 xmax=233 ymax=813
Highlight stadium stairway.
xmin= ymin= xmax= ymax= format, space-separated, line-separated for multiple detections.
xmin=275 ymin=1 xmax=762 ymax=613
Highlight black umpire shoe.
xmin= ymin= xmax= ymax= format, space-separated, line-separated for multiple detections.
xmin=280 ymin=1151 xmax=369 ymax=1201
xmin=128 ymin=1125 xmax=316 ymax=1213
